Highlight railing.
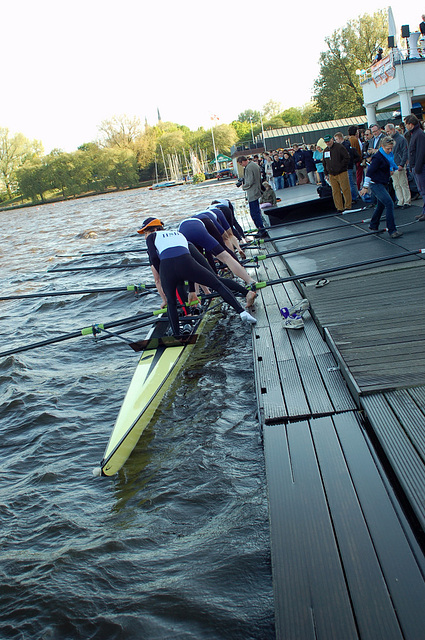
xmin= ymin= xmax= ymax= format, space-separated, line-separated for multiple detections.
xmin=359 ymin=40 xmax=424 ymax=84
xmin=230 ymin=141 xmax=265 ymax=155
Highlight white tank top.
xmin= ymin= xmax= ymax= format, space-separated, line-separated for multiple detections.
xmin=154 ymin=230 xmax=189 ymax=256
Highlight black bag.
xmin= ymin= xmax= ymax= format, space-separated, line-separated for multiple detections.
xmin=317 ymin=184 xmax=332 ymax=198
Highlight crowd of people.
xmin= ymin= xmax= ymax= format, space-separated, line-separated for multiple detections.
xmin=235 ymin=113 xmax=425 ymax=239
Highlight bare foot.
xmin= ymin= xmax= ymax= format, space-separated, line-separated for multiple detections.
xmin=246 ymin=290 xmax=257 ymax=307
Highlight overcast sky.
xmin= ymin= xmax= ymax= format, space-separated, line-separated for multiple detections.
xmin=1 ymin=1 xmax=420 ymax=153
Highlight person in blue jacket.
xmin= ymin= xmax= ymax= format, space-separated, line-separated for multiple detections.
xmin=359 ymin=136 xmax=403 ymax=238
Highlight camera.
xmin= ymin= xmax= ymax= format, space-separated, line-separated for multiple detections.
xmin=236 ymin=178 xmax=244 ymax=188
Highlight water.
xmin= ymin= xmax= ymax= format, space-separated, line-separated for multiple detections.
xmin=0 ymin=184 xmax=274 ymax=639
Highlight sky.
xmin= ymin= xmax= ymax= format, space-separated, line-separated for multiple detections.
xmin=1 ymin=1 xmax=421 ymax=153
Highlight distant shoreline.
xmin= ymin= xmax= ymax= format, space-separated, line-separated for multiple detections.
xmin=0 ymin=177 xmax=233 ymax=213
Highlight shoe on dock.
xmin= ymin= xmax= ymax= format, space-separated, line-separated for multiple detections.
xmin=287 ymin=299 xmax=310 ymax=317
xmin=282 ymin=315 xmax=304 ymax=330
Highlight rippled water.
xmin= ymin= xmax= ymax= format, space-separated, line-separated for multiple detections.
xmin=0 ymin=184 xmax=274 ymax=639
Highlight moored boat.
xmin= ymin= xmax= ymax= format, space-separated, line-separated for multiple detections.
xmin=96 ymin=304 xmax=211 ymax=476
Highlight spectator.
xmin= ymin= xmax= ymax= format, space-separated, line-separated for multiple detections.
xmin=384 ymin=122 xmax=411 ymax=209
xmin=313 ymin=144 xmax=326 ymax=187
xmin=348 ymin=125 xmax=363 ymax=189
xmin=334 ymin=132 xmax=360 ymax=203
xmin=368 ymin=124 xmax=384 ymax=156
xmin=271 ymin=153 xmax=284 ymax=191
xmin=373 ymin=48 xmax=383 ymax=63
xmin=237 ymin=155 xmax=267 ymax=235
xmin=405 ymin=114 xmax=425 ymax=221
xmin=282 ymin=151 xmax=296 ymax=187
xmin=304 ymin=145 xmax=317 ymax=184
xmin=293 ymin=144 xmax=307 ymax=184
xmin=359 ymin=136 xmax=403 ymax=238
xmin=260 ymin=181 xmax=277 ymax=210
xmin=263 ymin=153 xmax=274 ymax=185
xmin=322 ymin=134 xmax=352 ymax=212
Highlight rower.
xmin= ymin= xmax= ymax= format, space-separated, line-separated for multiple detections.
xmin=211 ymin=198 xmax=245 ymax=241
xmin=137 ymin=217 xmax=257 ymax=338
xmin=208 ymin=204 xmax=246 ymax=259
xmin=193 ymin=209 xmax=236 ymax=255
xmin=178 ymin=216 xmax=257 ymax=307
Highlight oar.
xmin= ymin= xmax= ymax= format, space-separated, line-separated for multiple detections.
xmin=244 ymin=206 xmax=369 ymax=236
xmin=242 ymin=229 xmax=382 ymax=264
xmin=253 ymin=247 xmax=425 ymax=290
xmin=0 ymin=309 xmax=168 ymax=358
xmin=56 ymin=247 xmax=148 ymax=258
xmin=48 ymin=262 xmax=150 ymax=272
xmin=0 ymin=283 xmax=157 ymax=301
xmin=242 ymin=217 xmax=372 ymax=247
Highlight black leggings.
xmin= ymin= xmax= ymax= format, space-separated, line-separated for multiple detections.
xmin=188 ymin=244 xmax=247 ymax=296
xmin=159 ymin=254 xmax=244 ymax=336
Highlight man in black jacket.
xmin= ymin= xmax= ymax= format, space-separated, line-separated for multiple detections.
xmin=405 ymin=115 xmax=425 ymax=221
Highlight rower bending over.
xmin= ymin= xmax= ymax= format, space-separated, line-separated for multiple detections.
xmin=178 ymin=216 xmax=257 ymax=307
xmin=137 ymin=217 xmax=257 ymax=338
xmin=207 ymin=204 xmax=246 ymax=259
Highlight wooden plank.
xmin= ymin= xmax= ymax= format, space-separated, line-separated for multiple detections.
xmin=315 ymin=352 xmax=357 ymax=412
xmin=253 ymin=326 xmax=286 ymax=422
xmin=334 ymin=412 xmax=425 ymax=639
xmin=360 ymin=394 xmax=425 ymax=530
xmin=277 ymin=359 xmax=310 ymax=419
xmin=384 ymin=389 xmax=425 ymax=463
xmin=311 ymin=415 xmax=404 ymax=640
xmin=264 ymin=421 xmax=359 ymax=640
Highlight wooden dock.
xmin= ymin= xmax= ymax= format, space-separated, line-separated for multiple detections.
xmin=236 ymin=190 xmax=425 ymax=640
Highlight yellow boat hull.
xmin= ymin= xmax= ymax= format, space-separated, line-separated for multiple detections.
xmin=100 ymin=311 xmax=209 ymax=476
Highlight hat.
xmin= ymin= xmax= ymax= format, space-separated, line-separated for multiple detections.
xmin=137 ymin=217 xmax=163 ymax=234
xmin=323 ymin=135 xmax=333 ymax=142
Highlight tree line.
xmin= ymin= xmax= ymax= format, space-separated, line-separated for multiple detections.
xmin=1 ymin=10 xmax=387 ymax=205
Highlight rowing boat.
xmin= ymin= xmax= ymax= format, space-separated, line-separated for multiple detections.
xmin=96 ymin=304 xmax=212 ymax=476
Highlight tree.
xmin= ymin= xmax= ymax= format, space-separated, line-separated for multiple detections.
xmin=0 ymin=128 xmax=43 ymax=198
xmin=262 ymin=100 xmax=283 ymax=119
xmin=231 ymin=120 xmax=251 ymax=142
xmin=237 ymin=109 xmax=261 ymax=124
xmin=313 ymin=10 xmax=388 ymax=121
xmin=16 ymin=160 xmax=50 ymax=202
xmin=97 ymin=115 xmax=143 ymax=148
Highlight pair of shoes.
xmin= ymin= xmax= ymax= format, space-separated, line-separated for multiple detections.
xmin=282 ymin=315 xmax=304 ymax=330
xmin=394 ymin=204 xmax=403 ymax=209
xmin=281 ymin=298 xmax=310 ymax=318
xmin=403 ymin=204 xmax=411 ymax=209
xmin=240 ymin=310 xmax=257 ymax=324
xmin=368 ymin=226 xmax=379 ymax=231
xmin=390 ymin=230 xmax=403 ymax=238
xmin=417 ymin=214 xmax=425 ymax=222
